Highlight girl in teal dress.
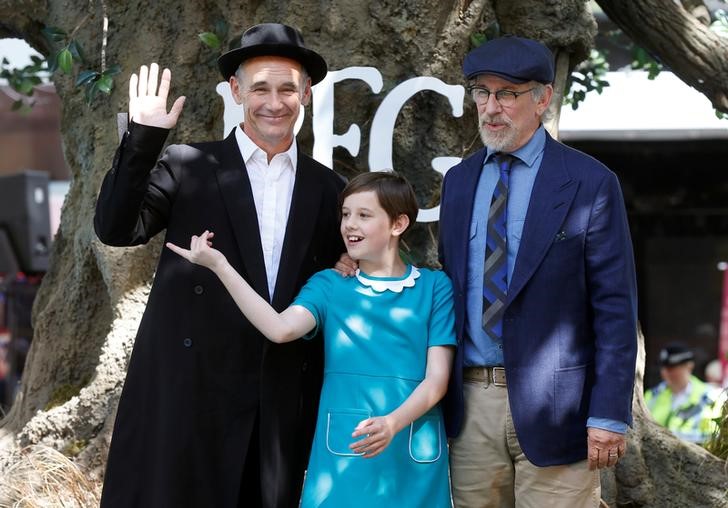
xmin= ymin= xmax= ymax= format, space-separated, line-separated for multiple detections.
xmin=168 ymin=172 xmax=456 ymax=507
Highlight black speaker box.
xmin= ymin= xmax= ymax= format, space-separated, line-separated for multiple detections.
xmin=0 ymin=170 xmax=51 ymax=273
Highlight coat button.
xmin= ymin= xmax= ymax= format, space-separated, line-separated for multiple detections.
xmin=183 ymin=338 xmax=193 ymax=348
xmin=302 ymin=361 xmax=308 ymax=372
xmin=193 ymin=285 xmax=204 ymax=295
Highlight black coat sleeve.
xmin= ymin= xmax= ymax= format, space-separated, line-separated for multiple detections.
xmin=94 ymin=122 xmax=179 ymax=246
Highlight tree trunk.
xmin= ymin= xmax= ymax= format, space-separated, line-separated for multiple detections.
xmin=0 ymin=0 xmax=726 ymax=506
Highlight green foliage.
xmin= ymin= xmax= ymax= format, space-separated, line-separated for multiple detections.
xmin=631 ymin=46 xmax=662 ymax=79
xmin=470 ymin=22 xmax=501 ymax=48
xmin=563 ymin=49 xmax=610 ymax=110
xmin=73 ymin=64 xmax=122 ymax=104
xmin=32 ymin=24 xmax=122 ymax=106
xmin=470 ymin=32 xmax=487 ymax=48
xmin=0 ymin=55 xmax=46 ymax=112
xmin=198 ymin=32 xmax=221 ymax=50
xmin=57 ymin=48 xmax=73 ymax=74
xmin=199 ymin=19 xmax=229 ymax=65
xmin=704 ymin=394 xmax=728 ymax=459
xmin=711 ymin=9 xmax=728 ymax=37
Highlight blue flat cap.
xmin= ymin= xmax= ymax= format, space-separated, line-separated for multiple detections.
xmin=463 ymin=36 xmax=554 ymax=84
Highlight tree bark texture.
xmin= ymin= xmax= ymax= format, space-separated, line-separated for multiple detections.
xmin=0 ymin=0 xmax=726 ymax=505
xmin=597 ymin=0 xmax=728 ymax=114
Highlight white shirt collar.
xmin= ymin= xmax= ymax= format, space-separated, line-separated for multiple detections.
xmin=355 ymin=265 xmax=421 ymax=293
xmin=234 ymin=124 xmax=298 ymax=170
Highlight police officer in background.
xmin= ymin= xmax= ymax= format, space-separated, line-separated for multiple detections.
xmin=645 ymin=344 xmax=723 ymax=445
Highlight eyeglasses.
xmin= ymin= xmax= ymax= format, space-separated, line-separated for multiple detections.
xmin=468 ymin=86 xmax=536 ymax=107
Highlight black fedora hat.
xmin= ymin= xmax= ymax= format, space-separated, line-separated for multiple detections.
xmin=217 ymin=23 xmax=328 ymax=84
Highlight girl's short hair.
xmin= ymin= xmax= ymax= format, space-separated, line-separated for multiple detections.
xmin=340 ymin=171 xmax=419 ymax=232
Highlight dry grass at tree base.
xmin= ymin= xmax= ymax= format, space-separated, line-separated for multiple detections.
xmin=0 ymin=445 xmax=101 ymax=508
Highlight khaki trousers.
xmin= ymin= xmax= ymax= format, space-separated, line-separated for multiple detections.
xmin=449 ymin=378 xmax=600 ymax=508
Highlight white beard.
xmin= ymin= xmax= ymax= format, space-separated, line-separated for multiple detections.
xmin=478 ymin=115 xmax=520 ymax=152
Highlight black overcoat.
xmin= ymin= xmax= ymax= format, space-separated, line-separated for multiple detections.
xmin=94 ymin=123 xmax=345 ymax=508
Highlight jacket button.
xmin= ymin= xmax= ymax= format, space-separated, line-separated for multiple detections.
xmin=193 ymin=285 xmax=204 ymax=295
xmin=302 ymin=361 xmax=308 ymax=372
xmin=183 ymin=338 xmax=193 ymax=348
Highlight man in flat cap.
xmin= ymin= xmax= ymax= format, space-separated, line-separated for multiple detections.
xmin=439 ymin=36 xmax=638 ymax=506
xmin=645 ymin=344 xmax=722 ymax=444
xmin=95 ymin=23 xmax=344 ymax=508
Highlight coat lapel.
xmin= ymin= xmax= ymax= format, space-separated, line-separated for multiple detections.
xmin=449 ymin=148 xmax=487 ymax=290
xmin=507 ymin=135 xmax=578 ymax=304
xmin=215 ymin=131 xmax=270 ymax=299
xmin=272 ymin=152 xmax=323 ymax=309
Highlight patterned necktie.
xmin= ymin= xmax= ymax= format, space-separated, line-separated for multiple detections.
xmin=482 ymin=154 xmax=514 ymax=340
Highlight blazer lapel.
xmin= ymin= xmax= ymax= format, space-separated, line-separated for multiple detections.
xmin=272 ymin=152 xmax=323 ymax=309
xmin=215 ymin=131 xmax=270 ymax=299
xmin=448 ymin=148 xmax=487 ymax=290
xmin=507 ymin=136 xmax=578 ymax=304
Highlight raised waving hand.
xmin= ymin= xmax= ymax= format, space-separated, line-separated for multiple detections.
xmin=129 ymin=63 xmax=186 ymax=129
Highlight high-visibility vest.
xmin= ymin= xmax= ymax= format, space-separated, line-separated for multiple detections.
xmin=645 ymin=375 xmax=723 ymax=444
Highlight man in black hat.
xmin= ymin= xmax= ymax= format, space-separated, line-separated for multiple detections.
xmin=645 ymin=344 xmax=722 ymax=444
xmin=95 ymin=23 xmax=344 ymax=508
xmin=439 ymin=36 xmax=638 ymax=506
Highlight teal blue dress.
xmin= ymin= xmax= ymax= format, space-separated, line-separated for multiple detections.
xmin=293 ymin=265 xmax=456 ymax=507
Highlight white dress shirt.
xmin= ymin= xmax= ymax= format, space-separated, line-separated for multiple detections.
xmin=235 ymin=125 xmax=297 ymax=300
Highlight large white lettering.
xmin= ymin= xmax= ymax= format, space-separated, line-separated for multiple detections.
xmin=311 ymin=67 xmax=384 ymax=168
xmin=367 ymin=77 xmax=464 ymax=222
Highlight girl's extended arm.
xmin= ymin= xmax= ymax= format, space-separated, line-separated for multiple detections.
xmin=166 ymin=231 xmax=315 ymax=343
xmin=350 ymin=345 xmax=454 ymax=458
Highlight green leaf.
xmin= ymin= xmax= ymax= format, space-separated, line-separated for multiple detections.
xmin=2 ymin=57 xmax=8 ymax=65
xmin=68 ymin=40 xmax=86 ymax=63
xmin=76 ymin=70 xmax=99 ymax=86
xmin=42 ymin=26 xmax=67 ymax=43
xmin=57 ymin=48 xmax=73 ymax=74
xmin=198 ymin=32 xmax=221 ymax=49
xmin=104 ymin=64 xmax=122 ymax=76
xmin=214 ymin=19 xmax=229 ymax=39
xmin=47 ymin=52 xmax=59 ymax=73
xmin=470 ymin=32 xmax=487 ymax=48
xmin=85 ymin=81 xmax=100 ymax=104
xmin=96 ymin=74 xmax=114 ymax=93
xmin=16 ymin=79 xmax=35 ymax=95
xmin=11 ymin=100 xmax=23 ymax=111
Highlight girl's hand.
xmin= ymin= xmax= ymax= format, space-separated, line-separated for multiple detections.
xmin=350 ymin=415 xmax=397 ymax=459
xmin=166 ymin=230 xmax=226 ymax=270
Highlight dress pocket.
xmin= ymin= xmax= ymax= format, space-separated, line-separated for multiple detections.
xmin=326 ymin=408 xmax=370 ymax=457
xmin=409 ymin=414 xmax=442 ymax=463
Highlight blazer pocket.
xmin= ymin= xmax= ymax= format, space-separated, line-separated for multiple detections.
xmin=409 ymin=413 xmax=442 ymax=463
xmin=554 ymin=364 xmax=591 ymax=424
xmin=545 ymin=230 xmax=584 ymax=273
xmin=326 ymin=408 xmax=370 ymax=456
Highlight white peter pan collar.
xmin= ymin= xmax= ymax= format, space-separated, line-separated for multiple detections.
xmin=355 ymin=265 xmax=421 ymax=293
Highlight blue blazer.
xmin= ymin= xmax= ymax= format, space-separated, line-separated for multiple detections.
xmin=439 ymin=132 xmax=638 ymax=467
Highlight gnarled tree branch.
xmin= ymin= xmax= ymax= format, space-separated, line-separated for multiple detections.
xmin=597 ymin=0 xmax=728 ymax=113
